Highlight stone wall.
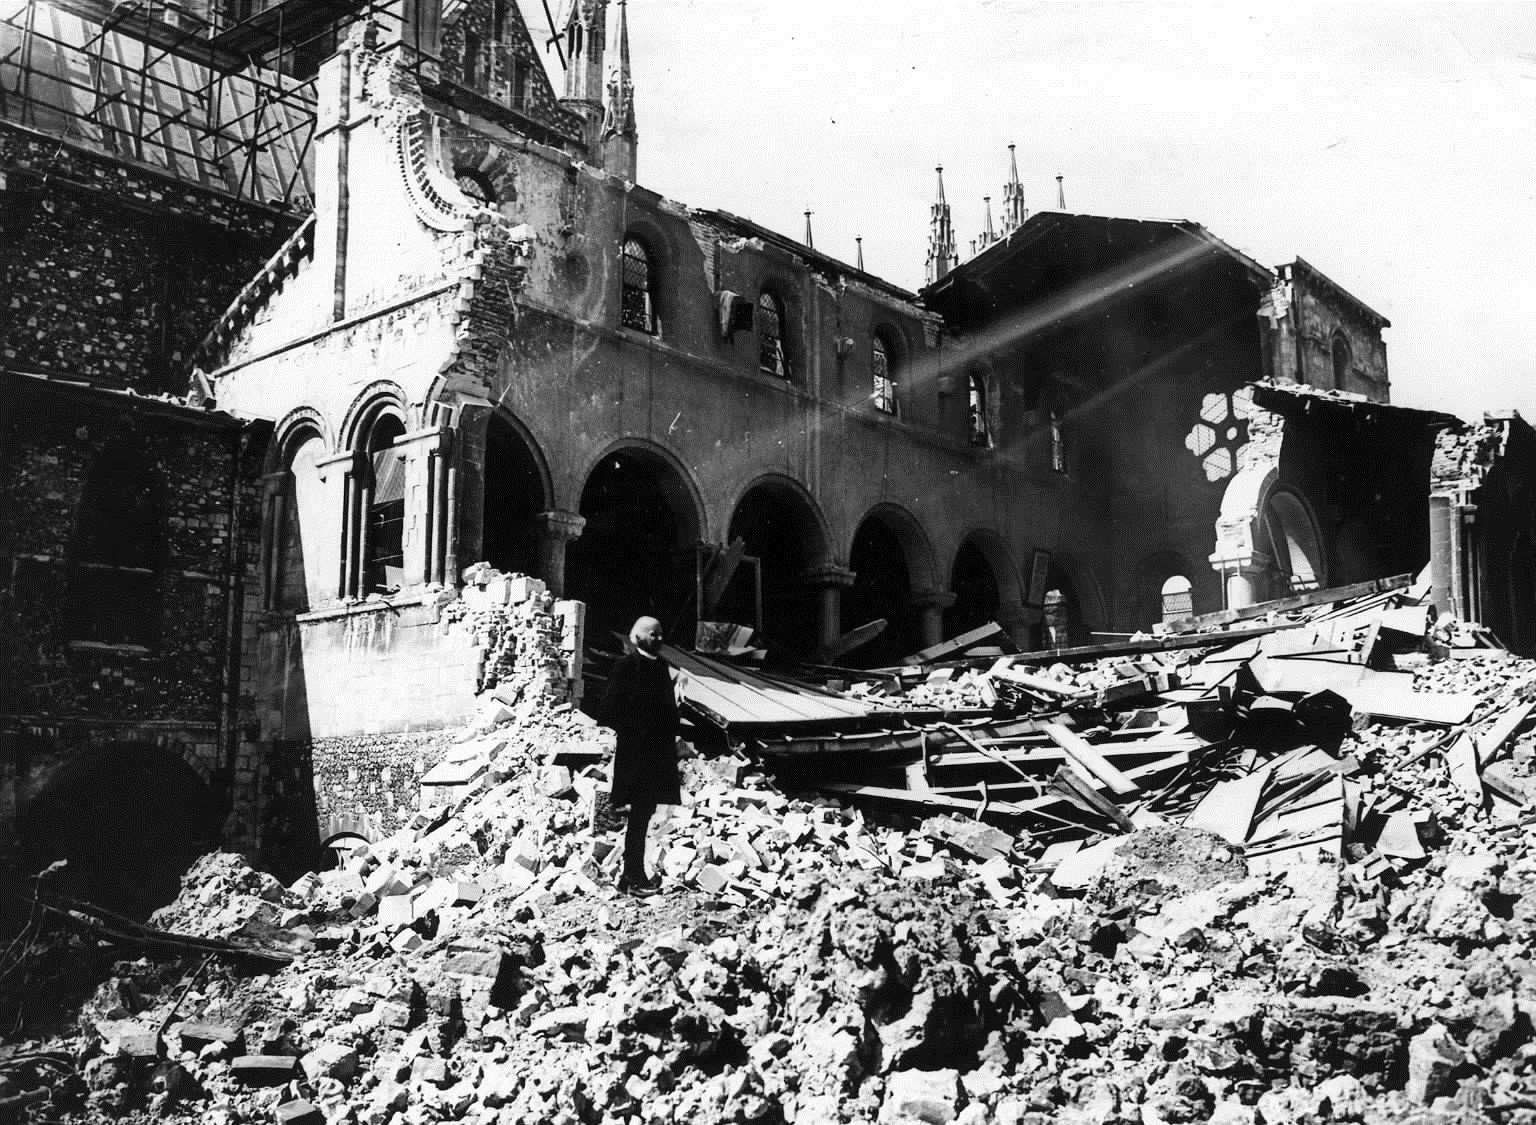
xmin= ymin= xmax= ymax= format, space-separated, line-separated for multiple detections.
xmin=250 ymin=569 xmax=587 ymax=844
xmin=0 ymin=386 xmax=251 ymax=725
xmin=0 ymin=126 xmax=298 ymax=394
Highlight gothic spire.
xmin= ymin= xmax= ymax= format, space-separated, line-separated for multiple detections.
xmin=803 ymin=209 xmax=814 ymax=249
xmin=856 ymin=236 xmax=864 ymax=272
xmin=925 ymin=165 xmax=958 ymax=285
xmin=1001 ymin=143 xmax=1027 ymax=233
xmin=979 ymin=194 xmax=996 ymax=251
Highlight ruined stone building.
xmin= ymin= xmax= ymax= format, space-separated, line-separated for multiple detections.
xmin=0 ymin=0 xmax=1506 ymax=891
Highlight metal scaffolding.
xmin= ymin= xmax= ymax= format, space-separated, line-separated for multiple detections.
xmin=0 ymin=0 xmax=411 ymax=209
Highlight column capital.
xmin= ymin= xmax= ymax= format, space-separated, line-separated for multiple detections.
xmin=536 ymin=510 xmax=587 ymax=543
xmin=1208 ymin=549 xmax=1273 ymax=576
xmin=911 ymin=589 xmax=958 ymax=611
xmin=394 ymin=425 xmax=453 ymax=456
xmin=802 ymin=564 xmax=856 ymax=588
xmin=316 ymin=448 xmax=365 ymax=476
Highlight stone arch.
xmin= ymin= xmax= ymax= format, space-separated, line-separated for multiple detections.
xmin=18 ymin=742 xmax=222 ymax=918
xmin=266 ymin=406 xmax=331 ymax=475
xmin=1265 ymin=488 xmax=1325 ymax=592
xmin=338 ymin=381 xmax=411 ymax=453
xmin=1215 ymin=464 xmax=1327 ymax=606
xmin=268 ymin=417 xmax=330 ymax=613
xmin=946 ymin=528 xmax=1021 ymax=640
xmin=720 ymin=474 xmax=833 ymax=658
xmin=844 ymin=503 xmax=939 ymax=665
xmin=470 ymin=407 xmax=554 ymax=579
xmin=1038 ymin=554 xmax=1105 ymax=649
xmin=566 ymin=439 xmax=708 ymax=647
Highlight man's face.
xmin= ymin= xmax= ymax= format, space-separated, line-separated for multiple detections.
xmin=634 ymin=619 xmax=663 ymax=653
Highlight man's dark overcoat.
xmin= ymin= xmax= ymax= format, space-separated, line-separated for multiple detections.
xmin=600 ymin=650 xmax=682 ymax=806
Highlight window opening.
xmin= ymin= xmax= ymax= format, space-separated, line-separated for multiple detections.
xmin=872 ymin=335 xmax=897 ymax=413
xmin=463 ymin=32 xmax=481 ymax=87
xmin=1043 ymin=589 xmax=1069 ymax=648
xmin=1160 ymin=575 xmax=1193 ymax=621
xmin=69 ymin=444 xmax=162 ymax=646
xmin=455 ymin=169 xmax=494 ymax=205
xmin=620 ymin=237 xmax=657 ymax=333
xmin=967 ymin=371 xmax=989 ymax=446
xmin=758 ymin=291 xmax=788 ymax=378
xmin=364 ymin=418 xmax=406 ymax=593
xmin=493 ymin=0 xmax=508 ymax=41
xmin=1331 ymin=333 xmax=1351 ymax=389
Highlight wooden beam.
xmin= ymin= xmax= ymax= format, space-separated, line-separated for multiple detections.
xmin=902 ymin=622 xmax=1008 ymax=666
xmin=1044 ymin=723 xmax=1140 ymax=796
xmin=814 ymin=618 xmax=887 ymax=663
xmin=1161 ymin=573 xmax=1414 ymax=634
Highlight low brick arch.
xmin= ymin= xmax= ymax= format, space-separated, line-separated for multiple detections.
xmin=18 ymin=740 xmax=223 ymax=917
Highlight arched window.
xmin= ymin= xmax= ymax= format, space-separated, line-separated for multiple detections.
xmin=268 ymin=430 xmax=325 ymax=613
xmin=872 ymin=332 xmax=897 ymax=413
xmin=363 ymin=415 xmax=406 ymax=594
xmin=758 ymin=290 xmax=788 ymax=378
xmin=1331 ymin=332 xmax=1351 ymax=389
xmin=1160 ymin=575 xmax=1193 ymax=621
xmin=967 ymin=370 xmax=990 ymax=446
xmin=620 ymin=236 xmax=657 ymax=334
xmin=70 ymin=443 xmax=162 ymax=646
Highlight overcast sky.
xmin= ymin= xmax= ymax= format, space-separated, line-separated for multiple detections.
xmin=525 ymin=1 xmax=1536 ymax=421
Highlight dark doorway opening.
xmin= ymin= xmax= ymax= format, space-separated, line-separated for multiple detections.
xmin=945 ymin=539 xmax=1001 ymax=640
xmin=722 ymin=483 xmax=824 ymax=659
xmin=845 ymin=517 xmax=919 ymax=666
xmin=567 ymin=448 xmax=701 ymax=648
xmin=482 ymin=414 xmax=546 ymax=578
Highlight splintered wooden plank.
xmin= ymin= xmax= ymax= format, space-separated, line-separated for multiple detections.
xmin=1475 ymin=701 xmax=1535 ymax=767
xmin=903 ymin=622 xmax=1008 ymax=666
xmin=1044 ymin=723 xmax=1140 ymax=797
xmin=1161 ymin=573 xmax=1413 ymax=634
xmin=1049 ymin=767 xmax=1135 ymax=832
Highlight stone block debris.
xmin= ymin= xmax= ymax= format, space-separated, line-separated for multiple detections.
xmin=6 ymin=576 xmax=1536 ymax=1123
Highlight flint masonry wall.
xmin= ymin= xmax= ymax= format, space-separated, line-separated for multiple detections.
xmin=0 ymin=126 xmax=298 ymax=394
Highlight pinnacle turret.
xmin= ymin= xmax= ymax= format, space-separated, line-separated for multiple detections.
xmin=925 ymin=165 xmax=958 ymax=285
xmin=1001 ymin=143 xmax=1028 ymax=233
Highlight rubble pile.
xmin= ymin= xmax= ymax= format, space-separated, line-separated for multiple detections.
xmin=6 ymin=575 xmax=1536 ymax=1124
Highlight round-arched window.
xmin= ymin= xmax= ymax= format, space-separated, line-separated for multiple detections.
xmin=872 ymin=332 xmax=897 ymax=413
xmin=1331 ymin=332 xmax=1351 ymax=389
xmin=620 ymin=236 xmax=657 ymax=333
xmin=758 ymin=291 xmax=788 ymax=378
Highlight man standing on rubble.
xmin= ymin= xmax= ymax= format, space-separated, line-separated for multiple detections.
xmin=599 ymin=616 xmax=682 ymax=896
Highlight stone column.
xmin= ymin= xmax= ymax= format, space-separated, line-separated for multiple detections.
xmin=910 ymin=590 xmax=958 ymax=650
xmin=1210 ymin=549 xmax=1272 ymax=611
xmin=317 ymin=449 xmax=364 ymax=599
xmin=535 ymin=510 xmax=587 ymax=597
xmin=803 ymin=564 xmax=855 ymax=654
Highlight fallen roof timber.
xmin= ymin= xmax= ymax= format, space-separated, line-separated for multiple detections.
xmin=1161 ymin=573 xmax=1414 ymax=634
